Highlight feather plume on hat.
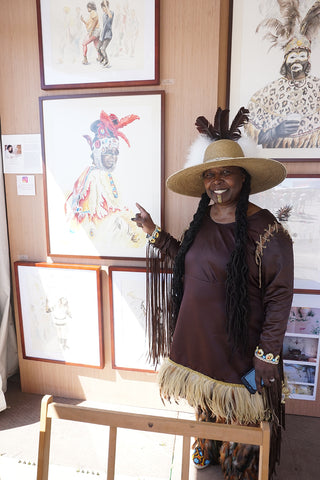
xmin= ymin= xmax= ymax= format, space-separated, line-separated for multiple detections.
xmin=166 ymin=106 xmax=287 ymax=197
xmin=185 ymin=107 xmax=256 ymax=168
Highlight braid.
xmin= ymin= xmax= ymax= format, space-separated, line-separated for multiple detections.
xmin=171 ymin=192 xmax=210 ymax=332
xmin=225 ymin=171 xmax=251 ymax=352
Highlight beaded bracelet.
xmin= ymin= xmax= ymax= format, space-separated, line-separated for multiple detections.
xmin=255 ymin=346 xmax=280 ymax=365
xmin=148 ymin=225 xmax=161 ymax=244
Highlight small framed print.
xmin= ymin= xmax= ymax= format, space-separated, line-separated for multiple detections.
xmin=228 ymin=0 xmax=320 ymax=161
xmin=36 ymin=0 xmax=160 ymax=89
xmin=109 ymin=266 xmax=158 ymax=372
xmin=250 ymin=175 xmax=320 ymax=290
xmin=40 ymin=91 xmax=164 ymax=259
xmin=284 ymin=290 xmax=320 ymax=401
xmin=14 ymin=262 xmax=104 ymax=368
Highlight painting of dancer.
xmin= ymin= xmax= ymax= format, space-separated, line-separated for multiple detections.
xmin=37 ymin=0 xmax=159 ymax=88
xmin=40 ymin=91 xmax=163 ymax=258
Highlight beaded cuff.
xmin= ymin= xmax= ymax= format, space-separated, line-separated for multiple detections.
xmin=255 ymin=346 xmax=280 ymax=365
xmin=148 ymin=225 xmax=161 ymax=244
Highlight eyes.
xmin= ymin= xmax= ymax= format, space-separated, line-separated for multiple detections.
xmin=202 ymin=169 xmax=233 ymax=180
xmin=287 ymin=51 xmax=308 ymax=63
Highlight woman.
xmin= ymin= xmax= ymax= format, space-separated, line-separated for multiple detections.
xmin=80 ymin=2 xmax=100 ymax=65
xmin=132 ymin=108 xmax=293 ymax=479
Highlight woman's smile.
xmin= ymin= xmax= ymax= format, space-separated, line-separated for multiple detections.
xmin=203 ymin=166 xmax=245 ymax=204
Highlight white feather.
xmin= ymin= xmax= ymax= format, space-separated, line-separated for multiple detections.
xmin=238 ymin=134 xmax=264 ymax=157
xmin=184 ymin=135 xmax=212 ymax=168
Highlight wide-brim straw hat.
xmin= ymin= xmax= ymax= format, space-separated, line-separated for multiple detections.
xmin=166 ymin=139 xmax=287 ymax=197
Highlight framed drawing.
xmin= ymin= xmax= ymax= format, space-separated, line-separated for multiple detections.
xmin=36 ymin=0 xmax=160 ymax=89
xmin=14 ymin=262 xmax=104 ymax=368
xmin=250 ymin=175 xmax=320 ymax=290
xmin=228 ymin=0 xmax=320 ymax=160
xmin=40 ymin=91 xmax=164 ymax=259
xmin=109 ymin=266 xmax=158 ymax=372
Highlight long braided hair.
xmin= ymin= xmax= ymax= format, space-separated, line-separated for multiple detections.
xmin=171 ymin=107 xmax=252 ymax=351
xmin=225 ymin=170 xmax=251 ymax=351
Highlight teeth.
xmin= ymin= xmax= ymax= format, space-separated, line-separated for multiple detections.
xmin=214 ymin=189 xmax=227 ymax=194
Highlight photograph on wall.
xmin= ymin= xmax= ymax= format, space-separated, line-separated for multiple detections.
xmin=1 ymin=134 xmax=43 ymax=174
xmin=109 ymin=266 xmax=158 ymax=372
xmin=14 ymin=262 xmax=104 ymax=367
xmin=250 ymin=175 xmax=320 ymax=289
xmin=283 ymin=335 xmax=318 ymax=363
xmin=284 ymin=363 xmax=316 ymax=399
xmin=287 ymin=292 xmax=320 ymax=335
xmin=40 ymin=91 xmax=163 ymax=259
xmin=229 ymin=0 xmax=320 ymax=159
xmin=37 ymin=0 xmax=159 ymax=89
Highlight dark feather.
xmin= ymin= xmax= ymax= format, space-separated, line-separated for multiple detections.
xmin=213 ymin=107 xmax=222 ymax=134
xmin=229 ymin=107 xmax=249 ymax=140
xmin=195 ymin=107 xmax=248 ymax=141
xmin=220 ymin=109 xmax=230 ymax=138
xmin=195 ymin=115 xmax=218 ymax=140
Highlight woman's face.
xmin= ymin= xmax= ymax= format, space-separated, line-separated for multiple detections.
xmin=202 ymin=166 xmax=245 ymax=205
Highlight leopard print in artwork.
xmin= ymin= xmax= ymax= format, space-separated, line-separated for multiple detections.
xmin=246 ymin=75 xmax=320 ymax=148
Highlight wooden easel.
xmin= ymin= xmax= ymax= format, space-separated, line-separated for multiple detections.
xmin=37 ymin=395 xmax=270 ymax=480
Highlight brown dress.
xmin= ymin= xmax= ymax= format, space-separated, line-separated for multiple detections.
xmin=151 ymin=208 xmax=294 ymax=424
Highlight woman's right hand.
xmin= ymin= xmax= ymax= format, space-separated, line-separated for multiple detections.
xmin=131 ymin=203 xmax=156 ymax=235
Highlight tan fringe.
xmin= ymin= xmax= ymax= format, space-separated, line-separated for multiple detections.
xmin=146 ymin=243 xmax=173 ymax=365
xmin=158 ymin=359 xmax=270 ymax=424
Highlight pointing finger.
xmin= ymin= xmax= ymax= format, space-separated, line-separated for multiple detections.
xmin=136 ymin=203 xmax=148 ymax=214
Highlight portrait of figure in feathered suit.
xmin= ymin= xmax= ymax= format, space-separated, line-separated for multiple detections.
xmin=244 ymin=0 xmax=320 ymax=149
xmin=64 ymin=110 xmax=145 ymax=249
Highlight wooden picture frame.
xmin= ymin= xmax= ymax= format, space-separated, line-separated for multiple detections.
xmin=228 ymin=0 xmax=320 ymax=161
xmin=284 ymin=289 xmax=320 ymax=400
xmin=36 ymin=0 xmax=160 ymax=89
xmin=109 ymin=266 xmax=158 ymax=372
xmin=40 ymin=91 xmax=164 ymax=259
xmin=250 ymin=174 xmax=320 ymax=290
xmin=14 ymin=262 xmax=104 ymax=368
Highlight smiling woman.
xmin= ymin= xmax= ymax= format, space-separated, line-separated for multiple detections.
xmin=132 ymin=107 xmax=294 ymax=479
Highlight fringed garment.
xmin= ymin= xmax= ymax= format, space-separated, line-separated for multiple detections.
xmin=245 ymin=75 xmax=320 ymax=148
xmin=147 ymin=208 xmax=293 ymax=478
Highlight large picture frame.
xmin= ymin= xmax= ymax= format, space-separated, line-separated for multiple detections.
xmin=14 ymin=262 xmax=104 ymax=368
xmin=109 ymin=266 xmax=158 ymax=372
xmin=228 ymin=0 xmax=320 ymax=161
xmin=284 ymin=290 xmax=320 ymax=400
xmin=36 ymin=0 xmax=160 ymax=89
xmin=250 ymin=175 xmax=320 ymax=290
xmin=40 ymin=91 xmax=164 ymax=259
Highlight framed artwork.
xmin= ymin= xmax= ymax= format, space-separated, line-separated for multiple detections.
xmin=36 ymin=0 xmax=159 ymax=89
xmin=14 ymin=262 xmax=104 ymax=368
xmin=40 ymin=91 xmax=164 ymax=259
xmin=228 ymin=0 xmax=320 ymax=160
xmin=284 ymin=291 xmax=320 ymax=400
xmin=109 ymin=266 xmax=158 ymax=372
xmin=250 ymin=175 xmax=320 ymax=290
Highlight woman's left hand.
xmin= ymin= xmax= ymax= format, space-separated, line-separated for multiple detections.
xmin=253 ymin=356 xmax=279 ymax=394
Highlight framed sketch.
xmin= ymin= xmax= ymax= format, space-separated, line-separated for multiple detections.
xmin=228 ymin=0 xmax=320 ymax=160
xmin=250 ymin=175 xmax=320 ymax=290
xmin=36 ymin=0 xmax=159 ymax=89
xmin=109 ymin=266 xmax=158 ymax=372
xmin=40 ymin=91 xmax=164 ymax=259
xmin=14 ymin=262 xmax=104 ymax=368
